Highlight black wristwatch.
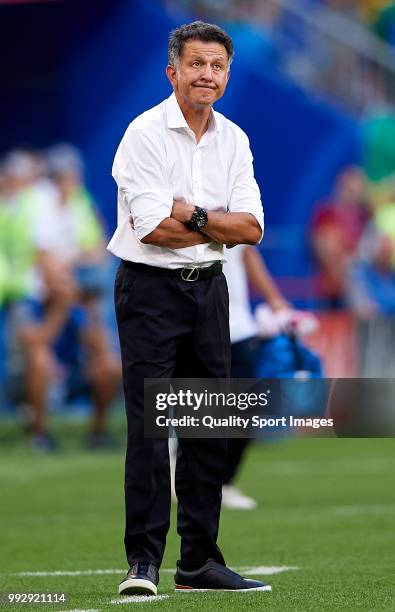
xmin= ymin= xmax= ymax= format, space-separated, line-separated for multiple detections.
xmin=187 ymin=206 xmax=208 ymax=232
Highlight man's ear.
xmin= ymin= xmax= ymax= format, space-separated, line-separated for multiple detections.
xmin=226 ymin=68 xmax=230 ymax=84
xmin=166 ymin=64 xmax=177 ymax=87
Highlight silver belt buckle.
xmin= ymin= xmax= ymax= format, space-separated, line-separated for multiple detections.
xmin=181 ymin=266 xmax=200 ymax=282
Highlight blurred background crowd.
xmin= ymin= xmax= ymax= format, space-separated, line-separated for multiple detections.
xmin=0 ymin=144 xmax=121 ymax=450
xmin=2 ymin=0 xmax=395 ymax=451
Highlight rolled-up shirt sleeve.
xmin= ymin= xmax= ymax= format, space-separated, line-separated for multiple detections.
xmin=112 ymin=126 xmax=173 ymax=241
xmin=228 ymin=131 xmax=264 ymax=243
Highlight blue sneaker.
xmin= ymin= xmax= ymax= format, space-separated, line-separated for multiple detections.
xmin=175 ymin=559 xmax=271 ymax=592
xmin=119 ymin=562 xmax=159 ymax=596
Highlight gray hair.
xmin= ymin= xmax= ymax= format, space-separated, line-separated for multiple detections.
xmin=168 ymin=21 xmax=234 ymax=67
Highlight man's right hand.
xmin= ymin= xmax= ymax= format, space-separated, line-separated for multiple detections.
xmin=171 ymin=198 xmax=195 ymax=224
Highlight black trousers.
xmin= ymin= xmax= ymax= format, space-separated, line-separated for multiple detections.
xmin=114 ymin=261 xmax=231 ymax=570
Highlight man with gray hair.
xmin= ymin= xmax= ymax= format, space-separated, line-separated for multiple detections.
xmin=108 ymin=21 xmax=270 ymax=595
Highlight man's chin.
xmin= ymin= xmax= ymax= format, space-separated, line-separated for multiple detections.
xmin=191 ymin=90 xmax=217 ymax=106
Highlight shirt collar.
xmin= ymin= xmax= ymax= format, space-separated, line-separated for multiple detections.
xmin=165 ymin=92 xmax=222 ymax=134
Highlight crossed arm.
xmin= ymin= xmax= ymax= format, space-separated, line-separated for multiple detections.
xmin=141 ymin=199 xmax=262 ymax=248
xmin=141 ymin=217 xmax=211 ymax=249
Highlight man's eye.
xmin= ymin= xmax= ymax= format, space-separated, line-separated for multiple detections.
xmin=213 ymin=64 xmax=222 ymax=70
xmin=192 ymin=62 xmax=200 ymax=67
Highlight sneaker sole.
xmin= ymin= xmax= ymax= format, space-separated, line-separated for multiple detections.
xmin=175 ymin=585 xmax=272 ymax=592
xmin=119 ymin=578 xmax=157 ymax=596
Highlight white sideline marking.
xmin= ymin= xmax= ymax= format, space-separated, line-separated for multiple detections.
xmin=331 ymin=504 xmax=395 ymax=516
xmin=15 ymin=565 xmax=298 ymax=577
xmin=111 ymin=596 xmax=169 ymax=604
xmin=18 ymin=569 xmax=124 ymax=577
xmin=58 ymin=609 xmax=99 ymax=612
xmin=238 ymin=566 xmax=299 ymax=575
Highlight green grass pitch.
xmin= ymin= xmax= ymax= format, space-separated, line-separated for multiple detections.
xmin=0 ymin=415 xmax=394 ymax=611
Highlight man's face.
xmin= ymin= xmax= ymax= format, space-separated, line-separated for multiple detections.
xmin=166 ymin=40 xmax=230 ymax=109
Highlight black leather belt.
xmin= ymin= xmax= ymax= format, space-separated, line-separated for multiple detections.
xmin=121 ymin=260 xmax=222 ymax=282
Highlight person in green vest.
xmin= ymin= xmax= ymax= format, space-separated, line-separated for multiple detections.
xmin=46 ymin=144 xmax=122 ymax=448
xmin=46 ymin=144 xmax=107 ymax=303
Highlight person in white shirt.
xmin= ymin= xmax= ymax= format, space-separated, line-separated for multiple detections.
xmin=223 ymin=245 xmax=291 ymax=510
xmin=109 ymin=21 xmax=270 ymax=596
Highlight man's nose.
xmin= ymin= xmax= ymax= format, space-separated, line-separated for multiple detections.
xmin=201 ymin=64 xmax=213 ymax=80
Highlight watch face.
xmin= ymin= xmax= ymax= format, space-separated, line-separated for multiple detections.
xmin=196 ymin=212 xmax=206 ymax=228
xmin=194 ymin=208 xmax=207 ymax=228
xmin=188 ymin=207 xmax=207 ymax=231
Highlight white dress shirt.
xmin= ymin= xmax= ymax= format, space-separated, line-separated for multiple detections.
xmin=107 ymin=92 xmax=264 ymax=269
